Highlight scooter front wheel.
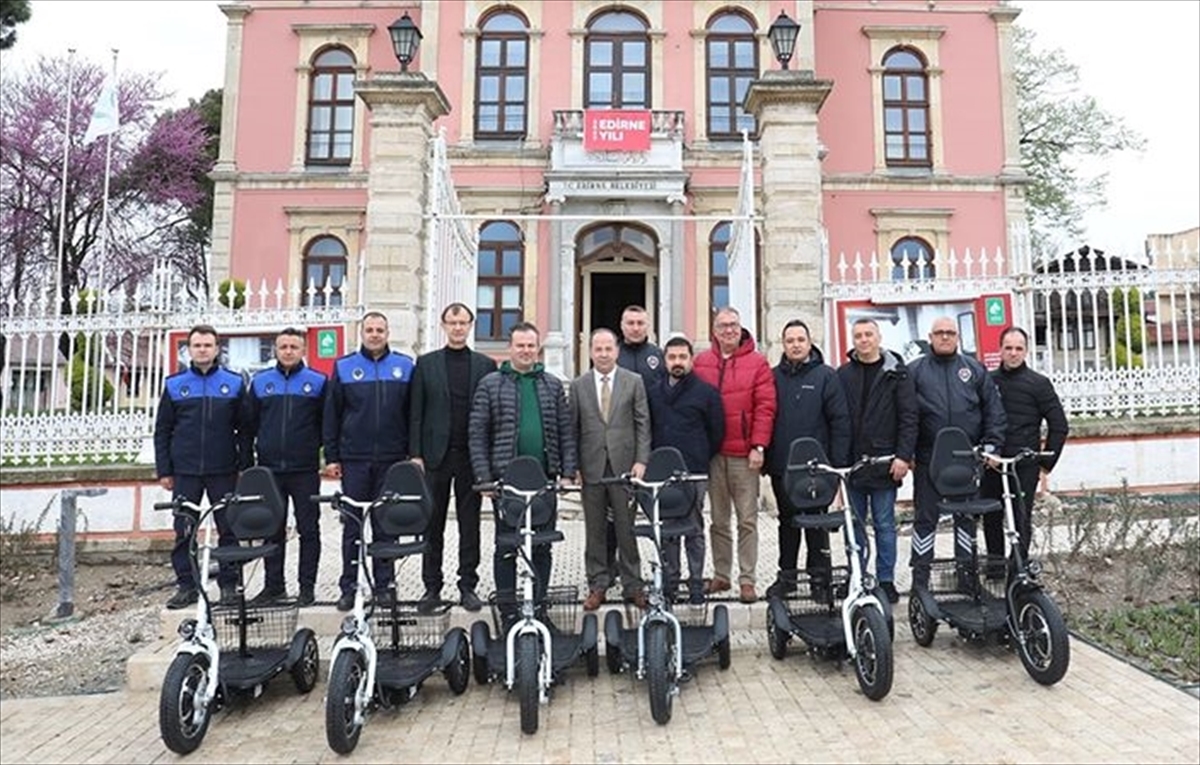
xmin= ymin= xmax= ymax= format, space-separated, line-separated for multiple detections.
xmin=852 ymin=606 xmax=893 ymax=701
xmin=326 ymin=651 xmax=367 ymax=754
xmin=646 ymin=621 xmax=675 ymax=725
xmin=1014 ymin=590 xmax=1070 ymax=686
xmin=159 ymin=652 xmax=212 ymax=755
xmin=516 ymin=632 xmax=540 ymax=735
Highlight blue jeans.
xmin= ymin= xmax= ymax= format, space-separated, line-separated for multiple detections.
xmin=847 ymin=485 xmax=898 ymax=584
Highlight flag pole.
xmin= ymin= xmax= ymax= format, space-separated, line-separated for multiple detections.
xmin=53 ymin=49 xmax=76 ymax=318
xmin=95 ymin=49 xmax=119 ymax=297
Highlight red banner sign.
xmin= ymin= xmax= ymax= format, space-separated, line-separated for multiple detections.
xmin=583 ymin=109 xmax=652 ymax=152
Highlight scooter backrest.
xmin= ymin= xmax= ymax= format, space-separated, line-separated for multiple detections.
xmin=929 ymin=427 xmax=981 ymax=500
xmin=784 ymin=437 xmax=839 ymax=510
xmin=498 ymin=455 xmax=556 ymax=529
xmin=228 ymin=466 xmax=287 ymax=543
xmin=637 ymin=446 xmax=695 ymax=521
xmin=375 ymin=461 xmax=433 ymax=537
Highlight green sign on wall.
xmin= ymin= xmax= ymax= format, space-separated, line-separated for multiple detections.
xmin=317 ymin=329 xmax=338 ymax=358
xmin=985 ymin=296 xmax=1006 ymax=326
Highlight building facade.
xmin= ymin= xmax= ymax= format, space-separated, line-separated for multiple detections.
xmin=209 ymin=0 xmax=1026 ymax=375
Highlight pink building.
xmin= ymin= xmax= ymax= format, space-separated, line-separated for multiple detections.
xmin=211 ymin=0 xmax=1026 ymax=374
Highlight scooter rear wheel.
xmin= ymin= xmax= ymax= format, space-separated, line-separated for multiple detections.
xmin=766 ymin=606 xmax=789 ymax=660
xmin=1014 ymin=590 xmax=1070 ymax=686
xmin=444 ymin=628 xmax=471 ymax=695
xmin=516 ymin=632 xmax=540 ymax=735
xmin=471 ymin=620 xmax=492 ymax=685
xmin=604 ymin=610 xmax=625 ymax=674
xmin=646 ymin=621 xmax=675 ymax=725
xmin=908 ymin=593 xmax=938 ymax=647
xmin=289 ymin=630 xmax=320 ymax=694
xmin=326 ymin=651 xmax=366 ymax=755
xmin=159 ymin=652 xmax=212 ymax=755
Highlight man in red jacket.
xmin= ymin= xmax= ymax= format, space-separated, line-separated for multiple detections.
xmin=694 ymin=307 xmax=777 ymax=602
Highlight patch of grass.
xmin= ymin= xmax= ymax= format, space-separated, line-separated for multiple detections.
xmin=1075 ymin=602 xmax=1200 ymax=684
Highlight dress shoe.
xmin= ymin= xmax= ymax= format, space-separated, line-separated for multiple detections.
xmin=374 ymin=589 xmax=396 ymax=610
xmin=583 ymin=588 xmax=606 ymax=611
xmin=297 ymin=585 xmax=316 ymax=607
xmin=417 ymin=588 xmax=439 ymax=615
xmin=704 ymin=577 xmax=731 ymax=595
xmin=336 ymin=592 xmax=355 ymax=612
xmin=765 ymin=578 xmax=798 ymax=600
xmin=248 ymin=586 xmax=286 ymax=607
xmin=625 ymin=590 xmax=648 ymax=610
xmin=459 ymin=588 xmax=484 ymax=613
xmin=738 ymin=583 xmax=757 ymax=603
xmin=880 ymin=582 xmax=900 ymax=604
xmin=166 ymin=588 xmax=198 ymax=610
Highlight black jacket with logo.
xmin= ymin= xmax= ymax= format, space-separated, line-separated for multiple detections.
xmin=908 ymin=351 xmax=1006 ymax=463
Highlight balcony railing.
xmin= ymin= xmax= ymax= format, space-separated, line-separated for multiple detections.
xmin=552 ymin=110 xmax=685 ymax=140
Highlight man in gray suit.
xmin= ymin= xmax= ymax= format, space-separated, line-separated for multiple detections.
xmin=571 ymin=328 xmax=651 ymax=611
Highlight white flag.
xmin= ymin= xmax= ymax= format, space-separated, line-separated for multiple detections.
xmin=83 ymin=75 xmax=119 ymax=144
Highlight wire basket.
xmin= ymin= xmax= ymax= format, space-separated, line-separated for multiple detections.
xmin=777 ymin=567 xmax=851 ymax=618
xmin=210 ymin=603 xmax=298 ymax=651
xmin=928 ymin=558 xmax=1006 ymax=601
xmin=373 ymin=600 xmax=452 ymax=651
xmin=489 ymin=585 xmax=581 ymax=634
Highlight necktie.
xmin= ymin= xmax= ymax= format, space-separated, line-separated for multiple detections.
xmin=600 ymin=375 xmax=611 ymax=423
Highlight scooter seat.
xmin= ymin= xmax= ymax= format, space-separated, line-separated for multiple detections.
xmin=634 ymin=517 xmax=700 ymax=540
xmin=496 ymin=530 xmax=565 ymax=551
xmin=368 ymin=540 xmax=427 ymax=560
xmin=210 ymin=542 xmax=280 ymax=565
xmin=792 ymin=513 xmax=846 ymax=531
xmin=937 ymin=498 xmax=1002 ymax=517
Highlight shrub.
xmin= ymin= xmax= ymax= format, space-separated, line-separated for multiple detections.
xmin=217 ymin=278 xmax=247 ymax=309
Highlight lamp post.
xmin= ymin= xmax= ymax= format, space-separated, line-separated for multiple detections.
xmin=767 ymin=10 xmax=800 ymax=70
xmin=388 ymin=12 xmax=422 ymax=72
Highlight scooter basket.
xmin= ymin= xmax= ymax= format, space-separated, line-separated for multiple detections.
xmin=778 ymin=567 xmax=851 ymax=618
xmin=927 ymin=558 xmax=1006 ymax=601
xmin=488 ymin=585 xmax=581 ymax=634
xmin=374 ymin=601 xmax=452 ymax=651
xmin=211 ymin=603 xmax=298 ymax=651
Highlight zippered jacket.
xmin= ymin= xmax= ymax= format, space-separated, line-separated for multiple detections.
xmin=645 ymin=372 xmax=725 ymax=474
xmin=468 ymin=362 xmax=578 ymax=482
xmin=244 ymin=361 xmax=326 ymax=472
xmin=991 ymin=362 xmax=1069 ymax=472
xmin=836 ymin=348 xmax=918 ymax=464
xmin=908 ymin=351 xmax=1006 ymax=463
xmin=693 ymin=329 xmax=777 ymax=457
xmin=323 ymin=346 xmax=414 ymax=464
xmin=154 ymin=364 xmax=248 ymax=477
xmin=766 ymin=346 xmax=852 ymax=475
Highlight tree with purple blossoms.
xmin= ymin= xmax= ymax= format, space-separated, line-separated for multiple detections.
xmin=0 ymin=55 xmax=214 ymax=313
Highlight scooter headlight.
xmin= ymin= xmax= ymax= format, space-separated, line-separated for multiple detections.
xmin=177 ymin=618 xmax=198 ymax=640
xmin=862 ymin=574 xmax=878 ymax=592
xmin=1027 ymin=559 xmax=1042 ymax=577
xmin=340 ymin=616 xmax=358 ymax=636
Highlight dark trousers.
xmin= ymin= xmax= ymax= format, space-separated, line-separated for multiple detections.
xmin=909 ymin=462 xmax=978 ymax=587
xmin=423 ymin=447 xmax=483 ymax=594
xmin=770 ymin=475 xmax=831 ymax=576
xmin=339 ymin=461 xmax=400 ymax=597
xmin=981 ymin=461 xmax=1040 ymax=560
xmin=662 ymin=482 xmax=707 ymax=593
xmin=263 ymin=470 xmax=322 ymax=592
xmin=492 ymin=498 xmax=558 ymax=605
xmin=171 ymin=473 xmax=238 ymax=590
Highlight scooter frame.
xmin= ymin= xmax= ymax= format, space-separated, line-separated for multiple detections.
xmin=768 ymin=442 xmax=895 ymax=701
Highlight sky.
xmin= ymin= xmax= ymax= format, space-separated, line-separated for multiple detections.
xmin=2 ymin=0 xmax=1197 ymax=256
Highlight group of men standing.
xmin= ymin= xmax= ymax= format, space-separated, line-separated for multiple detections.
xmin=153 ymin=302 xmax=1066 ymax=613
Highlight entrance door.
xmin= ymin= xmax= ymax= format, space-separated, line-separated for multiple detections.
xmin=591 ymin=272 xmax=645 ymax=337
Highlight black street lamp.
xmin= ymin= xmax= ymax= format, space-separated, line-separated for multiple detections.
xmin=767 ymin=10 xmax=800 ymax=70
xmin=388 ymin=12 xmax=422 ymax=71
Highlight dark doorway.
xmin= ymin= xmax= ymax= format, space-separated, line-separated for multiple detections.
xmin=590 ymin=272 xmax=645 ymax=338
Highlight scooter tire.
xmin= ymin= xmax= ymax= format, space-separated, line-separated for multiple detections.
xmin=646 ymin=621 xmax=674 ymax=725
xmin=159 ymin=652 xmax=212 ymax=755
xmin=516 ymin=632 xmax=540 ymax=735
xmin=1014 ymin=590 xmax=1070 ymax=686
xmin=326 ymin=651 xmax=366 ymax=755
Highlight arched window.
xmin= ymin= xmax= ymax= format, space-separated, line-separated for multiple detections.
xmin=585 ymin=10 xmax=650 ymax=109
xmin=475 ymin=10 xmax=530 ymax=139
xmin=306 ymin=47 xmax=356 ymax=166
xmin=303 ymin=235 xmax=347 ymax=306
xmin=890 ymin=236 xmax=935 ymax=281
xmin=706 ymin=11 xmax=758 ymax=139
xmin=476 ymin=221 xmax=524 ymax=341
xmin=882 ymin=47 xmax=931 ymax=167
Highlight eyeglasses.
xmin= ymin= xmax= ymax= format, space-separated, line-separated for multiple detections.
xmin=931 ymin=330 xmax=958 ymax=337
xmin=715 ymin=321 xmax=740 ymax=330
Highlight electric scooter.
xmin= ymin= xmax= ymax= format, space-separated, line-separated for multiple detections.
xmin=601 ymin=446 xmax=731 ymax=724
xmin=908 ymin=426 xmax=1070 ymax=685
xmin=470 ymin=455 xmax=598 ymax=735
xmin=765 ymin=438 xmax=895 ymax=701
xmin=157 ymin=467 xmax=319 ymax=755
xmin=313 ymin=460 xmax=470 ymax=755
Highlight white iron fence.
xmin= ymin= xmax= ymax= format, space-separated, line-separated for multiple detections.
xmin=822 ymin=238 xmax=1200 ymax=419
xmin=1 ymin=266 xmax=363 ymax=467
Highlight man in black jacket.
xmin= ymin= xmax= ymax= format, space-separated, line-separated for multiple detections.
xmin=764 ymin=320 xmax=851 ymax=599
xmin=323 ymin=312 xmax=415 ymax=612
xmin=908 ymin=316 xmax=1007 ymax=591
xmin=646 ymin=336 xmax=724 ymax=604
xmin=154 ymin=324 xmax=248 ymax=609
xmin=837 ymin=318 xmax=917 ymax=603
xmin=980 ymin=326 xmax=1069 ymax=569
xmin=243 ymin=327 xmax=327 ymax=606
xmin=410 ymin=303 xmax=497 ymax=612
xmin=469 ymin=322 xmax=577 ymax=610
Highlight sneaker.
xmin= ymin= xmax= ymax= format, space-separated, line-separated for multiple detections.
xmin=248 ymin=586 xmax=286 ymax=607
xmin=166 ymin=588 xmax=198 ymax=610
xmin=336 ymin=592 xmax=355 ymax=612
xmin=297 ymin=586 xmax=316 ymax=607
xmin=459 ymin=588 xmax=484 ymax=613
xmin=219 ymin=585 xmax=239 ymax=606
xmin=880 ymin=582 xmax=900 ymax=604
